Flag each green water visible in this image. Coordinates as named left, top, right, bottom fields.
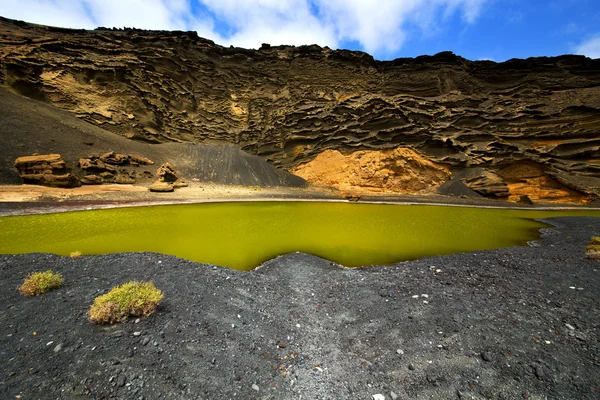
left=0, top=202, right=599, bottom=270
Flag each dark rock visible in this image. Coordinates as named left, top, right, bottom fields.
left=481, top=351, right=494, bottom=362
left=459, top=168, right=509, bottom=197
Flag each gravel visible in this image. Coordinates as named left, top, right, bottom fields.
left=0, top=216, right=598, bottom=399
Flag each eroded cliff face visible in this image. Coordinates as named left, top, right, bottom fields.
left=1, top=17, right=599, bottom=201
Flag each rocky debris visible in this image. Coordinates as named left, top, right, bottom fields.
left=77, top=153, right=155, bottom=185
left=80, top=174, right=103, bottom=185
left=13, top=154, right=81, bottom=188
left=128, top=153, right=154, bottom=166
left=114, top=173, right=136, bottom=185
left=459, top=168, right=509, bottom=197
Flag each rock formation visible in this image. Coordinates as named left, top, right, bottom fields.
left=1, top=17, right=599, bottom=201
left=13, top=154, right=80, bottom=187
left=292, top=148, right=450, bottom=193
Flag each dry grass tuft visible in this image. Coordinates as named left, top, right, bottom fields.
left=89, top=281, right=164, bottom=324
left=585, top=236, right=600, bottom=260
left=18, top=270, right=64, bottom=296
left=69, top=251, right=82, bottom=259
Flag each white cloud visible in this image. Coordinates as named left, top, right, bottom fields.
left=574, top=35, right=600, bottom=59
left=0, top=0, right=488, bottom=57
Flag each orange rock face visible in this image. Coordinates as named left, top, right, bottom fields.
left=498, top=162, right=591, bottom=204
left=292, top=148, right=450, bottom=193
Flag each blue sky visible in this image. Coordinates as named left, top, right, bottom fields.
left=1, top=0, right=599, bottom=61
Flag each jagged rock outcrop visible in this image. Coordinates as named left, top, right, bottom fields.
left=292, top=148, right=450, bottom=193
left=1, top=17, right=599, bottom=200
left=459, top=168, right=510, bottom=198
left=150, top=162, right=181, bottom=192
left=14, top=154, right=80, bottom=187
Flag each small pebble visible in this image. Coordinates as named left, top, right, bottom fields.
left=372, top=395, right=385, bottom=400
left=141, top=337, right=150, bottom=346
left=396, top=349, right=404, bottom=356
left=252, top=384, right=259, bottom=391
left=565, top=323, right=575, bottom=331
left=117, top=376, right=126, bottom=387
left=481, top=351, right=493, bottom=362
left=408, top=364, right=415, bottom=370
left=133, top=331, right=141, bottom=337
left=53, top=343, right=63, bottom=353
left=390, top=392, right=399, bottom=400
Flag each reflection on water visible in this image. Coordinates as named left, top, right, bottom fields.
left=1, top=202, right=599, bottom=270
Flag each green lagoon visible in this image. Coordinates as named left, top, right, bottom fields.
left=0, top=202, right=599, bottom=270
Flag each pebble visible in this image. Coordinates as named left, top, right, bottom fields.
left=141, top=337, right=150, bottom=346
left=534, top=365, right=544, bottom=379
left=53, top=343, right=63, bottom=353
left=117, top=376, right=126, bottom=387
left=408, top=364, right=415, bottom=370
left=396, top=349, right=404, bottom=357
left=372, top=395, right=385, bottom=400
left=565, top=323, right=575, bottom=331
left=133, top=331, right=141, bottom=337
left=278, top=341, right=287, bottom=348
left=390, top=391, right=399, bottom=400
left=251, top=384, right=259, bottom=391
left=481, top=351, right=493, bottom=362
left=421, top=294, right=429, bottom=298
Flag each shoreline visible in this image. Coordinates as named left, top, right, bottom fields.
left=1, top=183, right=599, bottom=216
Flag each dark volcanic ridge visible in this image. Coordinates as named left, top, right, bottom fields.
left=0, top=216, right=599, bottom=399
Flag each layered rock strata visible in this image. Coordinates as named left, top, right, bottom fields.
left=1, top=17, right=599, bottom=199
left=13, top=154, right=80, bottom=187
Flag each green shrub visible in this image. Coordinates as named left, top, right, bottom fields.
left=18, top=270, right=64, bottom=296
left=89, top=281, right=164, bottom=324
left=586, top=236, right=600, bottom=260
left=69, top=251, right=82, bottom=259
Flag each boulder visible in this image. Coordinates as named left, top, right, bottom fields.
left=149, top=180, right=174, bottom=192
left=459, top=168, right=509, bottom=197
left=14, top=154, right=81, bottom=188
left=157, top=162, right=178, bottom=183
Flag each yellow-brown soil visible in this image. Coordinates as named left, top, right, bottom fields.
left=292, top=148, right=450, bottom=194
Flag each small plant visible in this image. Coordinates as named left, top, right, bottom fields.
left=69, top=251, right=82, bottom=259
left=18, top=270, right=64, bottom=296
left=89, top=281, right=164, bottom=324
left=586, top=236, right=600, bottom=260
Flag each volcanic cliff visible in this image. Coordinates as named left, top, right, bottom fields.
left=1, top=17, right=599, bottom=202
